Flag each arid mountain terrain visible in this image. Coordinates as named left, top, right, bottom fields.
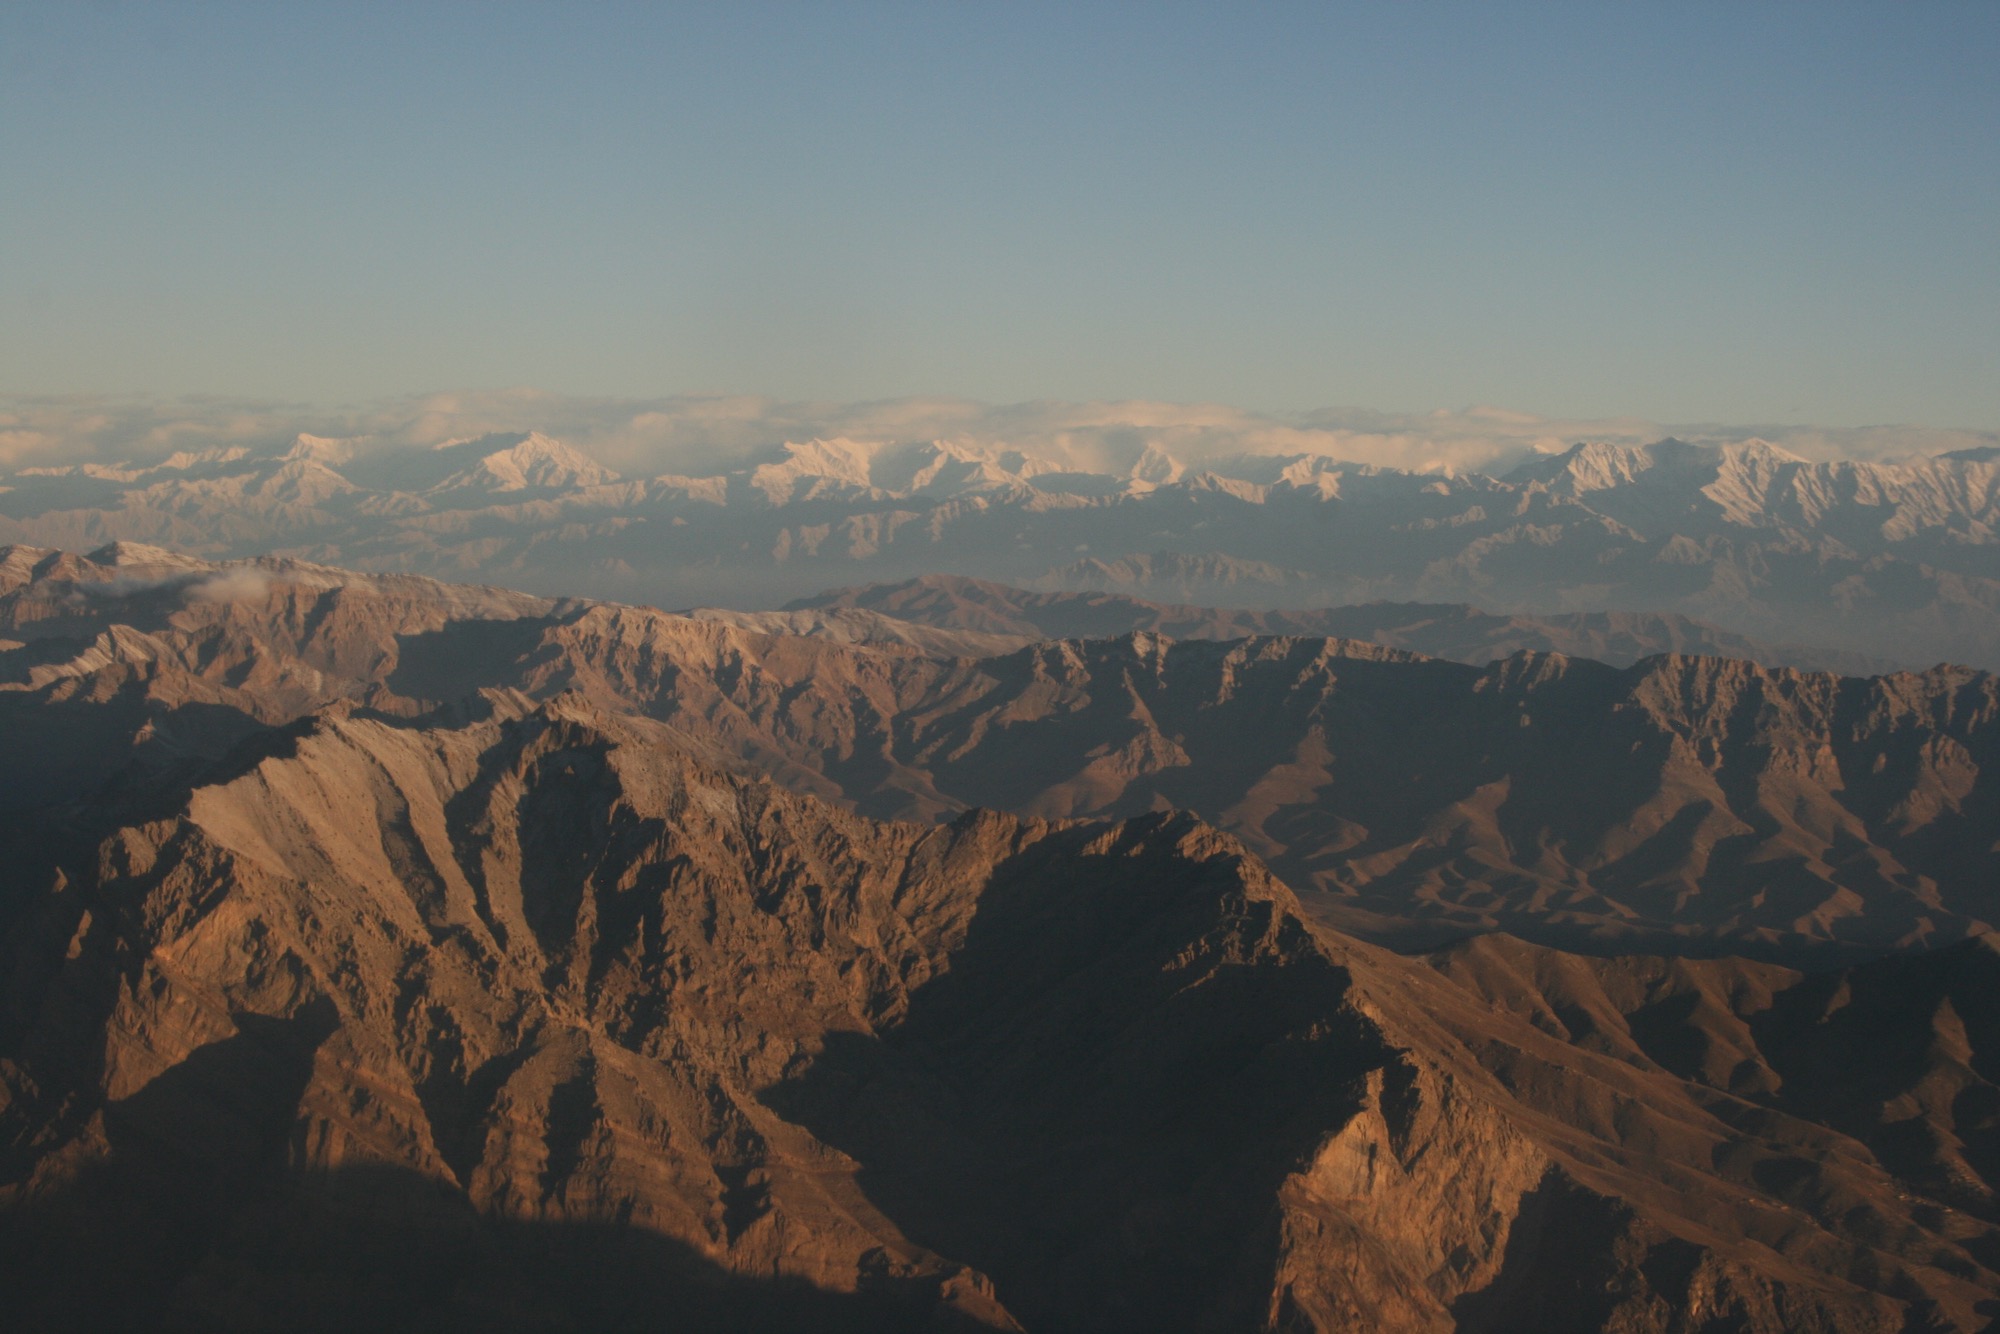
left=4, top=693, right=2000, bottom=1331
left=749, top=574, right=1897, bottom=675
left=3, top=543, right=1999, bottom=1330
left=1, top=544, right=1994, bottom=963
left=2, top=430, right=1997, bottom=666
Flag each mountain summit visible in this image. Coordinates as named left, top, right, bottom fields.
left=429, top=431, right=621, bottom=494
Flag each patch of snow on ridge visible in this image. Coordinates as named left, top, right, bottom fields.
left=84, top=541, right=212, bottom=571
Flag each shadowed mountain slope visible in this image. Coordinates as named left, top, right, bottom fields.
left=528, top=611, right=2000, bottom=961
left=3, top=546, right=1996, bottom=964
left=3, top=698, right=1999, bottom=1329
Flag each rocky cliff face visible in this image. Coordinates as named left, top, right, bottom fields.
left=3, top=696, right=1998, bottom=1331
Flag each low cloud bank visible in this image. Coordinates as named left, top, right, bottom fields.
left=3, top=389, right=1993, bottom=478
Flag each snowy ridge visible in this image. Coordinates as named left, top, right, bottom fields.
left=1, top=429, right=1999, bottom=665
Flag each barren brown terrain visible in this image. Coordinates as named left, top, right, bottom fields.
left=2, top=544, right=1998, bottom=1330
left=4, top=697, right=2000, bottom=1330
left=8, top=544, right=1990, bottom=961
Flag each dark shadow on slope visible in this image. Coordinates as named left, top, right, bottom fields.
left=0, top=685, right=262, bottom=815
left=1447, top=1173, right=1640, bottom=1334
left=0, top=1010, right=998, bottom=1334
left=387, top=616, right=558, bottom=706
left=0, top=635, right=101, bottom=683
left=1, top=1003, right=338, bottom=1331
left=1746, top=937, right=2000, bottom=1221
left=766, top=814, right=1392, bottom=1333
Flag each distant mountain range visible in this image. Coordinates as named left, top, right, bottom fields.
left=3, top=431, right=1998, bottom=667
left=3, top=544, right=1999, bottom=1329
left=713, top=574, right=1898, bottom=675
left=4, top=544, right=1991, bottom=964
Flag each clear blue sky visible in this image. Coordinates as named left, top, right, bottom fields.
left=2, top=2, right=1995, bottom=427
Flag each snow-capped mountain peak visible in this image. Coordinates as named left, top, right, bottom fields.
left=1127, top=443, right=1186, bottom=487
left=429, top=431, right=619, bottom=494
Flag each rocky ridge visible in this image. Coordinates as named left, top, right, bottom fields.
left=2, top=545, right=1995, bottom=963
left=774, top=574, right=1897, bottom=674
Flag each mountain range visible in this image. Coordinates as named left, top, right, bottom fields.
left=708, top=574, right=1898, bottom=675
left=2, top=544, right=1999, bottom=1329
left=3, top=431, right=1998, bottom=667
left=3, top=545, right=1993, bottom=964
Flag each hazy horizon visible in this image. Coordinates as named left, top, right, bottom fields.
left=5, top=389, right=1998, bottom=481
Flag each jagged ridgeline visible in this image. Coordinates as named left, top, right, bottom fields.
left=1, top=546, right=1998, bottom=1330
left=1, top=431, right=1998, bottom=667
left=3, top=545, right=1993, bottom=962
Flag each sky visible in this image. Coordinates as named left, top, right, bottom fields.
left=2, top=2, right=1997, bottom=430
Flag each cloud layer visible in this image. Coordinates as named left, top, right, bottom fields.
left=3, top=390, right=1993, bottom=479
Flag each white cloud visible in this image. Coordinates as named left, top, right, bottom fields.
left=187, top=568, right=278, bottom=603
